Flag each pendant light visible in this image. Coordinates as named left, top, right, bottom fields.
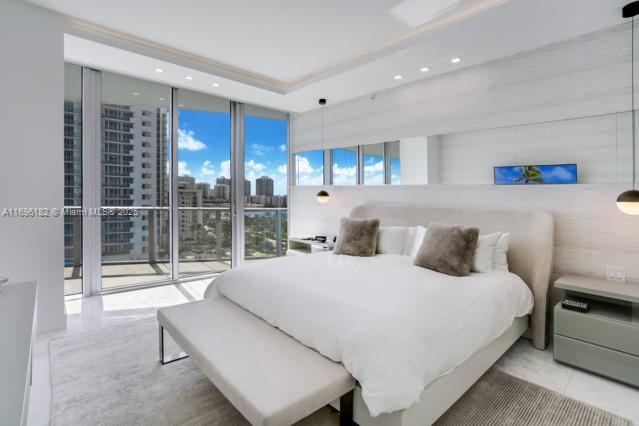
left=316, top=98, right=330, bottom=203
left=618, top=1, right=639, bottom=214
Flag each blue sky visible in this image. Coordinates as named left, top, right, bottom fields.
left=177, top=109, right=288, bottom=195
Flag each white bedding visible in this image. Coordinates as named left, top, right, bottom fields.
left=213, top=252, right=533, bottom=417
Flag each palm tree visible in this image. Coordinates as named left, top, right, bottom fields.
left=514, top=166, right=544, bottom=184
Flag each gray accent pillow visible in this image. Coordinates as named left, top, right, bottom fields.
left=334, top=218, right=380, bottom=257
left=413, top=222, right=479, bottom=277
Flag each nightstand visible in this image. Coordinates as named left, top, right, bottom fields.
left=553, top=274, right=639, bottom=387
left=287, top=238, right=333, bottom=255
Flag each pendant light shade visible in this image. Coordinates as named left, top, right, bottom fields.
left=619, top=2, right=639, bottom=214
left=316, top=190, right=330, bottom=203
left=617, top=189, right=639, bottom=214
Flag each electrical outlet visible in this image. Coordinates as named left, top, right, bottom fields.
left=605, top=266, right=626, bottom=282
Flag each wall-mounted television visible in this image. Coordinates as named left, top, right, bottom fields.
left=494, top=163, right=578, bottom=185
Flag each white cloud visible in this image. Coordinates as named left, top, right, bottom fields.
left=294, top=155, right=323, bottom=185
left=178, top=128, right=206, bottom=151
left=199, top=160, right=215, bottom=176
left=364, top=161, right=384, bottom=173
left=178, top=161, right=191, bottom=176
left=295, top=156, right=315, bottom=174
left=245, top=160, right=266, bottom=181
left=279, top=144, right=287, bottom=152
left=219, top=160, right=230, bottom=178
left=277, top=164, right=288, bottom=174
left=545, top=165, right=573, bottom=181
left=364, top=161, right=384, bottom=184
left=333, top=163, right=357, bottom=185
left=297, top=172, right=323, bottom=185
left=250, top=143, right=274, bottom=156
left=196, top=160, right=216, bottom=183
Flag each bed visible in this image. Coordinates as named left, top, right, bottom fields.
left=175, top=203, right=554, bottom=425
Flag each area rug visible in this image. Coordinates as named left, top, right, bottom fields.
left=50, top=318, right=631, bottom=426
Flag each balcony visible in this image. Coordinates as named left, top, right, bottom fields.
left=64, top=207, right=287, bottom=295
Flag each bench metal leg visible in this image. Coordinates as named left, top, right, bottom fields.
left=159, top=325, right=189, bottom=365
left=339, top=389, right=354, bottom=426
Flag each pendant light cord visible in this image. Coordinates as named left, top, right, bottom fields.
left=633, top=16, right=637, bottom=189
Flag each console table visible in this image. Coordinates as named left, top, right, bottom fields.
left=553, top=274, right=639, bottom=387
left=0, top=281, right=37, bottom=425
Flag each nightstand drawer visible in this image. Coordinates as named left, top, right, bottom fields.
left=554, top=335, right=639, bottom=387
left=554, top=304, right=639, bottom=356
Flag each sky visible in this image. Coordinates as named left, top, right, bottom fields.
left=295, top=148, right=401, bottom=185
left=177, top=109, right=288, bottom=195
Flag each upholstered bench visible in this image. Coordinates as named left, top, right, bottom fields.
left=157, top=295, right=356, bottom=426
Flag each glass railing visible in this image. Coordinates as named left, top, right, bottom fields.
left=63, top=207, right=288, bottom=295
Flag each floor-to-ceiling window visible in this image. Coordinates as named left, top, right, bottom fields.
left=63, top=65, right=288, bottom=295
left=63, top=63, right=83, bottom=296
left=176, top=90, right=232, bottom=277
left=243, top=105, right=289, bottom=260
left=100, top=72, right=171, bottom=290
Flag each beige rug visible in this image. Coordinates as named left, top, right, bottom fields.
left=50, top=318, right=631, bottom=426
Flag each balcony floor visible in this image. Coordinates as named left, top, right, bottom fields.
left=64, top=261, right=230, bottom=295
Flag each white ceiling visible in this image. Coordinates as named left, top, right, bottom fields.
left=29, top=0, right=628, bottom=112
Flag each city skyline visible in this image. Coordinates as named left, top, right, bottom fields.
left=178, top=109, right=288, bottom=196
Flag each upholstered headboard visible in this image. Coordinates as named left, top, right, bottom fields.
left=349, top=202, right=554, bottom=349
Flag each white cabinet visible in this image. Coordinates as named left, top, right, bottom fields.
left=0, top=281, right=37, bottom=426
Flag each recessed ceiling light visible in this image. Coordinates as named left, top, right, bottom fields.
left=158, top=97, right=165, bottom=101
left=420, top=67, right=430, bottom=72
left=155, top=68, right=163, bottom=73
left=185, top=76, right=193, bottom=80
left=133, top=92, right=140, bottom=96
left=394, top=75, right=403, bottom=80
left=451, top=57, right=462, bottom=64
left=178, top=104, right=185, bottom=108
left=212, top=83, right=220, bottom=87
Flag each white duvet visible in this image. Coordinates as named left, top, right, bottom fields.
left=212, top=252, right=533, bottom=417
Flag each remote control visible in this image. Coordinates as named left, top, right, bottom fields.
left=561, top=298, right=589, bottom=313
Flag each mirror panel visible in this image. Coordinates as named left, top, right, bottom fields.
left=296, top=111, right=634, bottom=186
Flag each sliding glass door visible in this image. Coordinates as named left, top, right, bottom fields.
left=243, top=105, right=289, bottom=260
left=100, top=72, right=171, bottom=290
left=176, top=90, right=232, bottom=277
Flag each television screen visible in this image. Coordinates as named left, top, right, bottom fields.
left=494, top=163, right=577, bottom=185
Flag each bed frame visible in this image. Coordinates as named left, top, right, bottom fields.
left=338, top=203, right=554, bottom=426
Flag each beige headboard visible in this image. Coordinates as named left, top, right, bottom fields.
left=349, top=202, right=554, bottom=349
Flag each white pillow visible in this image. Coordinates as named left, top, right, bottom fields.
left=472, top=232, right=502, bottom=273
left=407, top=226, right=428, bottom=258
left=493, top=232, right=510, bottom=271
left=377, top=226, right=409, bottom=255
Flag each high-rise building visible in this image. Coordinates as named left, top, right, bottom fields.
left=213, top=184, right=230, bottom=200
left=244, top=179, right=251, bottom=197
left=216, top=176, right=231, bottom=187
left=100, top=104, right=168, bottom=261
left=256, top=176, right=274, bottom=197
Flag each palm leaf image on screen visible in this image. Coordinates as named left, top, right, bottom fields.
left=494, top=164, right=577, bottom=185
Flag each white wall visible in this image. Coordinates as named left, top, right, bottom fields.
left=0, top=0, right=65, bottom=332
left=437, top=113, right=633, bottom=184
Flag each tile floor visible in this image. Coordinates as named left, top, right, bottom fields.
left=28, top=280, right=639, bottom=425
